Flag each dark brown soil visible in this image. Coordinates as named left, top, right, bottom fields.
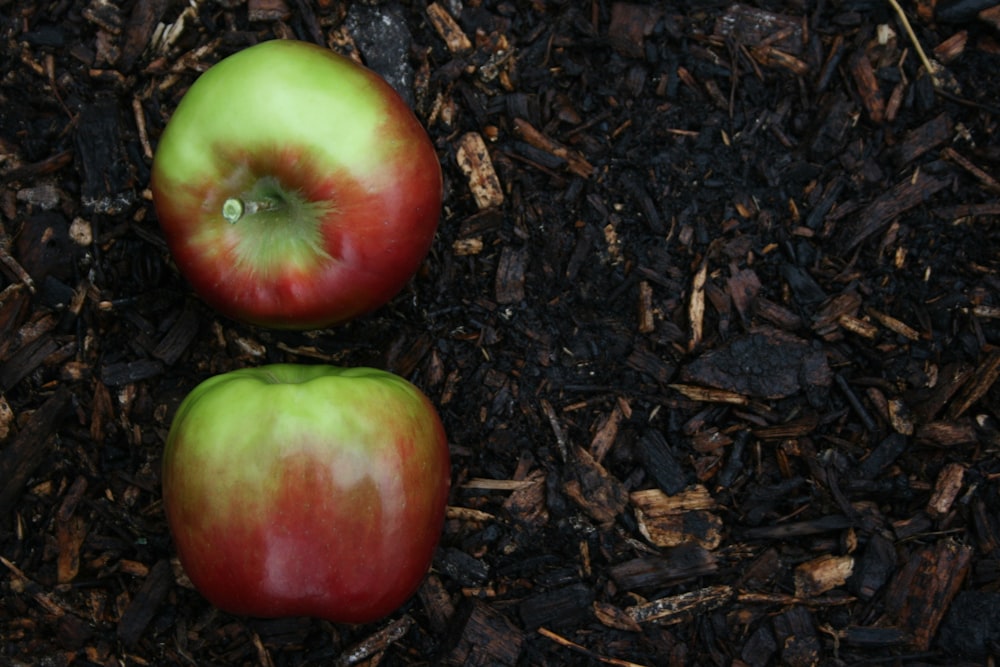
left=3, top=1, right=1000, bottom=665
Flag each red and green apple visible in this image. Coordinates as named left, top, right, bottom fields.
left=161, top=364, right=451, bottom=623
left=150, top=39, right=442, bottom=329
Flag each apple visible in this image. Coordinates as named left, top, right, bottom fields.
left=161, top=364, right=451, bottom=623
left=150, top=40, right=442, bottom=329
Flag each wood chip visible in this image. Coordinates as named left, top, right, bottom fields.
left=981, top=5, right=1000, bottom=30
left=74, top=98, right=137, bottom=214
left=0, top=335, right=60, bottom=391
left=850, top=532, right=896, bottom=600
left=879, top=540, right=972, bottom=650
left=669, top=384, right=749, bottom=405
left=100, top=358, right=165, bottom=386
left=452, top=237, right=483, bottom=256
left=512, top=118, right=593, bottom=178
left=592, top=601, right=643, bottom=633
left=773, top=605, right=820, bottom=667
left=117, top=559, right=173, bottom=648
left=727, top=268, right=761, bottom=326
left=947, top=348, right=1000, bottom=418
left=610, top=546, right=719, bottom=591
left=794, top=555, right=854, bottom=597
left=927, top=462, right=965, bottom=518
left=455, top=132, right=504, bottom=209
left=893, top=113, right=953, bottom=164
left=631, top=486, right=723, bottom=550
left=247, top=0, right=290, bottom=23
left=151, top=301, right=199, bottom=364
left=914, top=362, right=974, bottom=421
left=752, top=46, right=809, bottom=75
left=636, top=429, right=687, bottom=495
left=637, top=280, right=655, bottom=334
left=589, top=398, right=628, bottom=462
left=426, top=3, right=472, bottom=53
left=838, top=313, right=879, bottom=339
left=887, top=397, right=915, bottom=435
left=333, top=615, right=414, bottom=667
left=608, top=2, right=665, bottom=58
left=494, top=246, right=527, bottom=304
left=562, top=447, right=629, bottom=527
left=714, top=3, right=804, bottom=53
left=942, top=146, right=1000, bottom=194
left=417, top=574, right=454, bottom=635
left=520, top=583, right=594, bottom=631
left=868, top=308, right=922, bottom=340
left=934, top=30, right=967, bottom=63
left=626, top=345, right=677, bottom=385
left=503, top=469, right=548, bottom=527
left=446, top=506, right=496, bottom=523
left=835, top=171, right=950, bottom=253
left=625, top=585, right=733, bottom=624
left=0, top=388, right=74, bottom=517
left=56, top=515, right=87, bottom=584
left=680, top=327, right=831, bottom=400
left=740, top=515, right=853, bottom=540
left=849, top=50, right=885, bottom=123
left=688, top=258, right=707, bottom=351
left=463, top=478, right=538, bottom=491
left=119, top=0, right=170, bottom=71
left=0, top=394, right=12, bottom=440
left=916, top=420, right=978, bottom=446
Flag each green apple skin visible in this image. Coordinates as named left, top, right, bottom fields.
left=150, top=40, right=442, bottom=329
left=161, top=364, right=451, bottom=623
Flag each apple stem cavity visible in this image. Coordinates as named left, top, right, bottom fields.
left=221, top=176, right=321, bottom=225
left=220, top=176, right=335, bottom=273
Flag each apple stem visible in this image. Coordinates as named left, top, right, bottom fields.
left=222, top=197, right=275, bottom=224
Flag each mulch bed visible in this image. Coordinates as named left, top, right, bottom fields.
left=3, top=1, right=1000, bottom=665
